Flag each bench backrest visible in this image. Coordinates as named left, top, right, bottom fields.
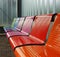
left=46, top=15, right=60, bottom=56
left=11, top=18, right=20, bottom=28
left=16, top=17, right=25, bottom=31
left=30, top=16, right=52, bottom=41
left=21, top=16, right=34, bottom=34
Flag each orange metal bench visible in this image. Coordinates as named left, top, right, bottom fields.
left=14, top=14, right=60, bottom=57
left=8, top=16, right=52, bottom=50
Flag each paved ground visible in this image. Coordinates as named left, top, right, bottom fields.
left=0, top=35, right=15, bottom=57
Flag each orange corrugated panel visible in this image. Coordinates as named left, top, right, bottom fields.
left=45, top=14, right=60, bottom=57
left=46, top=25, right=60, bottom=57
left=14, top=46, right=46, bottom=57
left=46, top=15, right=60, bottom=44
left=52, top=15, right=60, bottom=31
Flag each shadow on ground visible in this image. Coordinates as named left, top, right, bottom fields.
left=0, top=35, right=15, bottom=57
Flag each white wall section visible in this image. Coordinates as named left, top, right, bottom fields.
left=0, top=0, right=17, bottom=26
left=21, top=0, right=59, bottom=16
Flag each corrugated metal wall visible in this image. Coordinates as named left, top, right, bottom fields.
left=21, top=0, right=60, bottom=16
left=0, top=0, right=17, bottom=26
